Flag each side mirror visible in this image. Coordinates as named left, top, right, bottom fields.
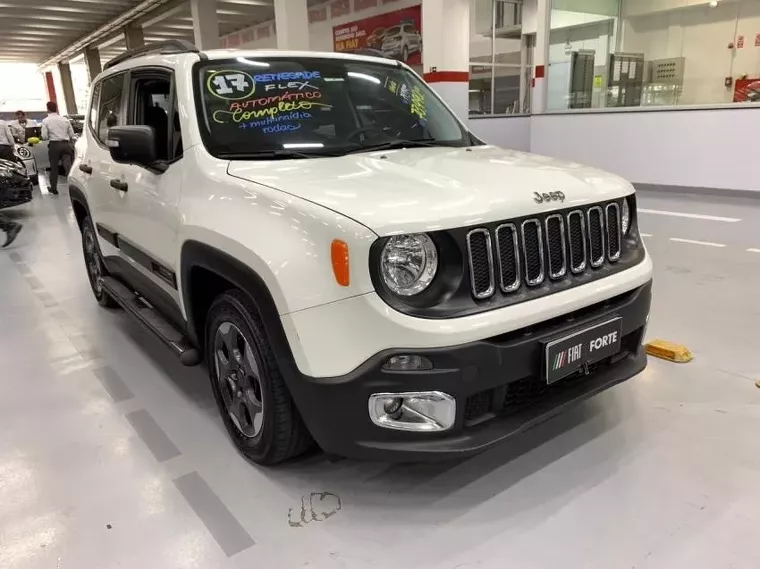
left=106, top=125, right=157, bottom=166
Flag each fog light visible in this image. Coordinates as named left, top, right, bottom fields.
left=383, top=355, right=433, bottom=371
left=368, top=391, right=456, bottom=432
left=382, top=397, right=403, bottom=418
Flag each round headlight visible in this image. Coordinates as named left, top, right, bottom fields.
left=380, top=233, right=438, bottom=296
left=621, top=198, right=631, bottom=235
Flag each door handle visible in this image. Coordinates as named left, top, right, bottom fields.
left=110, top=179, right=128, bottom=192
left=79, top=163, right=93, bottom=174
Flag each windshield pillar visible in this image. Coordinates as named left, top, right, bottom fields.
left=421, top=0, right=471, bottom=121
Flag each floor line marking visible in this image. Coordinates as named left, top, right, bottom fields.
left=640, top=233, right=653, bottom=237
left=669, top=238, right=727, bottom=248
left=174, top=472, right=255, bottom=556
left=638, top=209, right=741, bottom=223
left=126, top=409, right=181, bottom=463
left=747, top=248, right=760, bottom=253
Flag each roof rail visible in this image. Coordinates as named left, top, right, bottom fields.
left=104, top=40, right=201, bottom=70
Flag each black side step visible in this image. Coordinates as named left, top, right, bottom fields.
left=101, top=276, right=201, bottom=366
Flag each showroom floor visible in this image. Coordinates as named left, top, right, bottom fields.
left=1, top=183, right=759, bottom=569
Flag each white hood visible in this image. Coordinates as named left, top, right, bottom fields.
left=227, top=145, right=634, bottom=236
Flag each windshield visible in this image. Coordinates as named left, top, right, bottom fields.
left=385, top=26, right=401, bottom=36
left=195, top=57, right=470, bottom=159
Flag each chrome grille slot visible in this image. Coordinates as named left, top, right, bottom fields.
left=606, top=202, right=621, bottom=261
left=467, top=229, right=495, bottom=299
left=495, top=223, right=520, bottom=292
left=587, top=206, right=605, bottom=268
left=566, top=210, right=587, bottom=273
left=521, top=219, right=545, bottom=286
left=544, top=214, right=567, bottom=279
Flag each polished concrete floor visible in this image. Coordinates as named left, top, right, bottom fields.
left=1, top=183, right=760, bottom=569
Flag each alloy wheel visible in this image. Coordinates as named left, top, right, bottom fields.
left=214, top=321, right=265, bottom=438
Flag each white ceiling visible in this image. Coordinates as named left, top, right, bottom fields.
left=0, top=0, right=278, bottom=66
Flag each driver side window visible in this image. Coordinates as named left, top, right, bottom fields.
left=128, top=70, right=182, bottom=163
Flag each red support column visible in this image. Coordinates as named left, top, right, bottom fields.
left=44, top=71, right=57, bottom=104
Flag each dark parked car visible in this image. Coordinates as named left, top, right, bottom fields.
left=0, top=159, right=33, bottom=210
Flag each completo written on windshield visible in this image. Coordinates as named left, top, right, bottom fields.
left=205, top=68, right=333, bottom=134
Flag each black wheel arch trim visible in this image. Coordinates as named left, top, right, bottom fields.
left=68, top=184, right=91, bottom=230
left=180, top=240, right=301, bottom=381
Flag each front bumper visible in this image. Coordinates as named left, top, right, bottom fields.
left=288, top=281, right=651, bottom=461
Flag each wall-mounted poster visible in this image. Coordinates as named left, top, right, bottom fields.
left=332, top=4, right=422, bottom=65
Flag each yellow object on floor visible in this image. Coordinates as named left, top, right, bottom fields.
left=644, top=339, right=694, bottom=363
left=755, top=380, right=760, bottom=389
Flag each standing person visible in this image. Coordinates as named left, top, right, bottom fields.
left=0, top=118, right=24, bottom=246
left=41, top=101, right=75, bottom=196
left=0, top=117, right=16, bottom=162
left=9, top=110, right=36, bottom=143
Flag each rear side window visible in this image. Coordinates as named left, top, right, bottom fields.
left=88, top=82, right=101, bottom=134
left=96, top=73, right=125, bottom=144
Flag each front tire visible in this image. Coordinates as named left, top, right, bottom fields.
left=81, top=217, right=118, bottom=308
left=206, top=290, right=313, bottom=465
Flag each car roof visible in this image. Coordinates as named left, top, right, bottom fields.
left=97, top=48, right=399, bottom=82
left=202, top=49, right=399, bottom=67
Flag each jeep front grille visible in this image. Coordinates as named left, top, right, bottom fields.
left=465, top=200, right=625, bottom=301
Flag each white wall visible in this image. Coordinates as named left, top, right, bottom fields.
left=530, top=107, right=760, bottom=191
left=469, top=115, right=531, bottom=150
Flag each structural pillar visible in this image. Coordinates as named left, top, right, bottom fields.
left=190, top=0, right=220, bottom=50
left=274, top=0, right=309, bottom=51
left=532, top=0, right=551, bottom=113
left=421, top=0, right=470, bottom=120
left=44, top=71, right=57, bottom=104
left=124, top=24, right=145, bottom=50
left=84, top=46, right=102, bottom=82
left=58, top=62, right=78, bottom=115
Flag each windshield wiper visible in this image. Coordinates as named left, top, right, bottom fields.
left=216, top=149, right=340, bottom=160
left=344, top=138, right=445, bottom=155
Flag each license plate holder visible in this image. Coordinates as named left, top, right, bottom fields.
left=544, top=317, right=622, bottom=385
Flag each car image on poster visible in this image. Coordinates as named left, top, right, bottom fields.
left=332, top=5, right=422, bottom=65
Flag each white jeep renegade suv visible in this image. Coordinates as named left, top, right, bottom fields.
left=69, top=41, right=652, bottom=464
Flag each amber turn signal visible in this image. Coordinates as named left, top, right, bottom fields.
left=331, top=239, right=350, bottom=287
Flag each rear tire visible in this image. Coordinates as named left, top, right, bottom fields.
left=81, top=217, right=118, bottom=308
left=206, top=290, right=313, bottom=465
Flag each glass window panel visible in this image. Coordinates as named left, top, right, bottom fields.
left=470, top=0, right=496, bottom=66
left=493, top=65, right=523, bottom=114
left=548, top=0, right=760, bottom=110
left=469, top=65, right=493, bottom=115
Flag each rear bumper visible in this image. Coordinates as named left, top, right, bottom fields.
left=288, top=280, right=651, bottom=461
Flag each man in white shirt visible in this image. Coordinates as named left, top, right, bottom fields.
left=0, top=119, right=16, bottom=162
left=0, top=119, right=23, bottom=246
left=41, top=101, right=75, bottom=195
left=9, top=110, right=36, bottom=143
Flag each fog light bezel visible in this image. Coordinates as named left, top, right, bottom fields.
left=368, top=391, right=456, bottom=432
left=382, top=354, right=433, bottom=372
